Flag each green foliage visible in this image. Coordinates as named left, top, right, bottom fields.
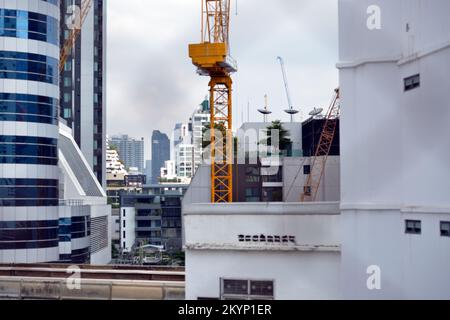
left=261, top=120, right=292, bottom=153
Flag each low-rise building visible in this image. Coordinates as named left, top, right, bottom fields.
left=120, top=185, right=188, bottom=254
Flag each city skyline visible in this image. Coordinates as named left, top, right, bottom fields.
left=106, top=0, right=339, bottom=160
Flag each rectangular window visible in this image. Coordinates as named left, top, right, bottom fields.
left=64, top=77, right=72, bottom=87
left=405, top=220, right=421, bottom=235
left=123, top=231, right=126, bottom=239
left=404, top=74, right=420, bottom=91
left=123, top=220, right=126, bottom=228
left=123, top=209, right=126, bottom=217
left=123, top=241, right=126, bottom=249
left=304, top=165, right=311, bottom=175
left=221, top=279, right=274, bottom=300
left=441, top=222, right=450, bottom=237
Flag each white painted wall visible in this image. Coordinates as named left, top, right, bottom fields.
left=338, top=0, right=450, bottom=299
left=184, top=202, right=341, bottom=300
left=187, top=251, right=340, bottom=300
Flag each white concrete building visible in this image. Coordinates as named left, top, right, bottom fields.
left=338, top=0, right=450, bottom=299
left=59, top=123, right=112, bottom=265
left=183, top=0, right=450, bottom=300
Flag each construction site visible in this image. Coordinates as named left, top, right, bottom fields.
left=0, top=0, right=449, bottom=302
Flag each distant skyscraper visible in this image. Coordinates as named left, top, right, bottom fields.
left=0, top=0, right=61, bottom=262
left=59, top=0, right=107, bottom=188
left=109, top=135, right=145, bottom=173
left=145, top=160, right=152, bottom=184
left=152, top=131, right=170, bottom=184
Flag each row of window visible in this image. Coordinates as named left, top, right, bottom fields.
left=0, top=100, right=57, bottom=116
left=0, top=239, right=58, bottom=250
left=0, top=179, right=58, bottom=187
left=0, top=10, right=58, bottom=45
left=0, top=135, right=57, bottom=145
left=0, top=144, right=57, bottom=157
left=0, top=114, right=58, bottom=124
left=0, top=220, right=58, bottom=229
left=0, top=156, right=58, bottom=165
left=0, top=186, right=58, bottom=199
left=0, top=227, right=58, bottom=241
left=405, top=220, right=450, bottom=237
left=0, top=93, right=57, bottom=105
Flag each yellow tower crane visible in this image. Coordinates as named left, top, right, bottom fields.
left=189, top=0, right=237, bottom=203
left=60, top=0, right=93, bottom=73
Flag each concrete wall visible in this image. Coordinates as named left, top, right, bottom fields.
left=283, top=156, right=340, bottom=202
left=338, top=0, right=450, bottom=299
left=183, top=202, right=341, bottom=300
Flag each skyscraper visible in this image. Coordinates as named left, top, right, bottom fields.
left=109, top=135, right=145, bottom=173
left=59, top=0, right=107, bottom=188
left=151, top=131, right=170, bottom=184
left=0, top=0, right=61, bottom=262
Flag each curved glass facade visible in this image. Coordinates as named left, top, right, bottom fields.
left=0, top=9, right=58, bottom=45
left=0, top=0, right=60, bottom=262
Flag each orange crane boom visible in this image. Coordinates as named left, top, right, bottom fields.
left=301, top=88, right=340, bottom=202
left=189, top=0, right=237, bottom=203
left=60, top=0, right=93, bottom=73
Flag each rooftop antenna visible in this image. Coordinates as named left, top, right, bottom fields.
left=277, top=56, right=300, bottom=122
left=258, top=94, right=272, bottom=123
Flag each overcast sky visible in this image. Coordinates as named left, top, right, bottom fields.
left=107, top=0, right=339, bottom=160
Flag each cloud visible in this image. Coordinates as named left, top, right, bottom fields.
left=107, top=0, right=339, bottom=159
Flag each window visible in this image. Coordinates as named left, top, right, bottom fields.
left=123, top=231, right=126, bottom=239
left=404, top=74, right=420, bottom=91
left=303, top=186, right=312, bottom=196
left=221, top=279, right=274, bottom=300
left=441, top=222, right=450, bottom=237
left=304, top=165, right=311, bottom=175
left=123, top=209, right=126, bottom=217
left=123, top=220, right=126, bottom=228
left=405, top=220, right=421, bottom=235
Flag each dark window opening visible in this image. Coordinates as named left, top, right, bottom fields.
left=441, top=222, right=450, bottom=237
left=404, top=74, right=420, bottom=91
left=405, top=220, right=421, bottom=235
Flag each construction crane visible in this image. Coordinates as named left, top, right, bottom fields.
left=300, top=88, right=340, bottom=202
left=277, top=56, right=299, bottom=122
left=189, top=0, right=237, bottom=203
left=60, top=0, right=94, bottom=73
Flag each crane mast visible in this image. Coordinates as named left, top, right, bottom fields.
left=301, top=88, right=340, bottom=202
left=189, top=0, right=237, bottom=203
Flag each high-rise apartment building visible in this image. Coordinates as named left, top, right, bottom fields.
left=109, top=135, right=145, bottom=173
left=59, top=0, right=106, bottom=187
left=0, top=0, right=61, bottom=262
left=151, top=130, right=170, bottom=184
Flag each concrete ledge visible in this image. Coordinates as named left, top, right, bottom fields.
left=183, top=202, right=340, bottom=216
left=185, top=243, right=341, bottom=252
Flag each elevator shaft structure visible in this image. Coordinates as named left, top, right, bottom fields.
left=189, top=0, right=237, bottom=203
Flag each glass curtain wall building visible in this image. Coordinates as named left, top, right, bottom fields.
left=0, top=0, right=61, bottom=262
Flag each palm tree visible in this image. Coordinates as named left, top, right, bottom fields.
left=262, top=120, right=292, bottom=155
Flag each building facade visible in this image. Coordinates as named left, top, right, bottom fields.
left=59, top=0, right=107, bottom=187
left=151, top=130, right=170, bottom=184
left=338, top=0, right=450, bottom=299
left=109, top=135, right=145, bottom=173
left=120, top=185, right=187, bottom=254
left=0, top=0, right=61, bottom=263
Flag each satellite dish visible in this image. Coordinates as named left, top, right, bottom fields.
left=258, top=109, right=272, bottom=115
left=284, top=109, right=299, bottom=115
left=309, top=108, right=323, bottom=117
